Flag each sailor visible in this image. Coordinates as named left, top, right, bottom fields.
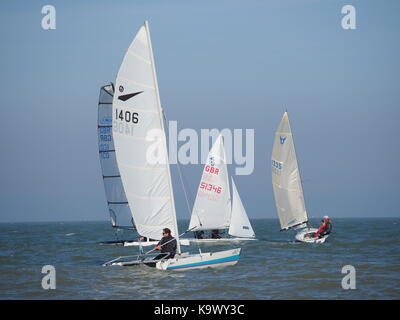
left=211, top=229, right=224, bottom=239
left=139, top=236, right=156, bottom=242
left=194, top=230, right=204, bottom=239
left=153, top=228, right=177, bottom=260
left=315, top=216, right=332, bottom=238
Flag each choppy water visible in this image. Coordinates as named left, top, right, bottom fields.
left=0, top=218, right=399, bottom=299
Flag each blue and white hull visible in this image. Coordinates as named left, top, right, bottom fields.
left=156, top=248, right=241, bottom=271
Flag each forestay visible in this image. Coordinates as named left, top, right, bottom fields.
left=271, top=112, right=308, bottom=230
left=189, top=135, right=231, bottom=231
left=112, top=24, right=179, bottom=242
left=98, top=84, right=132, bottom=229
left=228, top=178, right=255, bottom=238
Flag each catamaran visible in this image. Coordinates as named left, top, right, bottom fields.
left=271, top=112, right=328, bottom=243
left=102, top=21, right=241, bottom=270
left=187, top=134, right=256, bottom=244
left=97, top=84, right=189, bottom=247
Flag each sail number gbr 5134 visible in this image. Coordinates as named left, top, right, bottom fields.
left=115, top=108, right=139, bottom=124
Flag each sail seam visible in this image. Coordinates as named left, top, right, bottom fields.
left=117, top=76, right=156, bottom=90
left=111, top=104, right=159, bottom=114
left=118, top=162, right=167, bottom=170
left=126, top=49, right=151, bottom=64
left=124, top=191, right=170, bottom=200
left=112, top=131, right=161, bottom=142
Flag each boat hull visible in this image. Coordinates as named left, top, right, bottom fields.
left=156, top=248, right=241, bottom=271
left=187, top=237, right=256, bottom=244
left=295, top=228, right=329, bottom=243
left=123, top=239, right=190, bottom=247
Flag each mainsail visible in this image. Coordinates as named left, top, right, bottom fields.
left=98, top=84, right=133, bottom=229
left=271, top=112, right=308, bottom=230
left=228, top=178, right=255, bottom=238
left=112, top=22, right=180, bottom=244
left=189, top=135, right=231, bottom=231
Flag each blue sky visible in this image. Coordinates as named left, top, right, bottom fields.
left=0, top=0, right=399, bottom=222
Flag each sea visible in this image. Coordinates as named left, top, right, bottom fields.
left=0, top=218, right=399, bottom=300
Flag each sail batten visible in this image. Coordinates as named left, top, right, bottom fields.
left=271, top=112, right=308, bottom=230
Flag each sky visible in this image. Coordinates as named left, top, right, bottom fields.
left=0, top=0, right=399, bottom=222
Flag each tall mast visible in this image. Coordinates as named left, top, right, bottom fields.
left=144, top=21, right=181, bottom=254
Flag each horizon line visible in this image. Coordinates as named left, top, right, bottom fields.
left=0, top=216, right=398, bottom=224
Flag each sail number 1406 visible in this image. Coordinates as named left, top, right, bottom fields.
left=115, top=108, right=139, bottom=124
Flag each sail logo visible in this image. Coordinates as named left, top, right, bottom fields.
left=209, top=156, right=215, bottom=166
left=118, top=91, right=143, bottom=102
left=280, top=136, right=286, bottom=145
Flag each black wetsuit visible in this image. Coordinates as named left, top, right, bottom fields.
left=154, top=235, right=177, bottom=260
left=195, top=231, right=204, bottom=239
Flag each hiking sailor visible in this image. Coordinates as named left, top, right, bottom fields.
left=315, top=216, right=332, bottom=238
left=153, top=228, right=177, bottom=260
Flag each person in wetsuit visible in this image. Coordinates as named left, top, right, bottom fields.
left=211, top=229, right=224, bottom=239
left=153, top=228, right=177, bottom=260
left=315, top=216, right=332, bottom=238
left=194, top=231, right=204, bottom=239
left=139, top=236, right=156, bottom=242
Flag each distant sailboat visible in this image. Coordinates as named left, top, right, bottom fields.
left=103, top=21, right=241, bottom=270
left=188, top=135, right=256, bottom=243
left=271, top=112, right=328, bottom=243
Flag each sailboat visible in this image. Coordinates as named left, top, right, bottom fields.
left=271, top=112, right=329, bottom=243
left=102, top=21, right=241, bottom=270
left=97, top=84, right=189, bottom=247
left=187, top=135, right=256, bottom=243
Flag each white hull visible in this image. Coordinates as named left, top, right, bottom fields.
left=187, top=237, right=257, bottom=244
left=295, top=228, right=329, bottom=244
left=123, top=239, right=190, bottom=247
left=156, top=248, right=241, bottom=271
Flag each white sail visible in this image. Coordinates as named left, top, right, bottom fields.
left=228, top=178, right=255, bottom=238
left=112, top=22, right=179, bottom=243
left=189, top=135, right=231, bottom=231
left=98, top=84, right=132, bottom=229
left=271, top=112, right=308, bottom=230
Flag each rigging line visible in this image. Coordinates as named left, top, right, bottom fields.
left=162, top=109, right=199, bottom=224
left=112, top=225, right=135, bottom=230
left=161, top=110, right=203, bottom=253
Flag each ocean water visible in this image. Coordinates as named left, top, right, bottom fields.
left=0, top=218, right=399, bottom=300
